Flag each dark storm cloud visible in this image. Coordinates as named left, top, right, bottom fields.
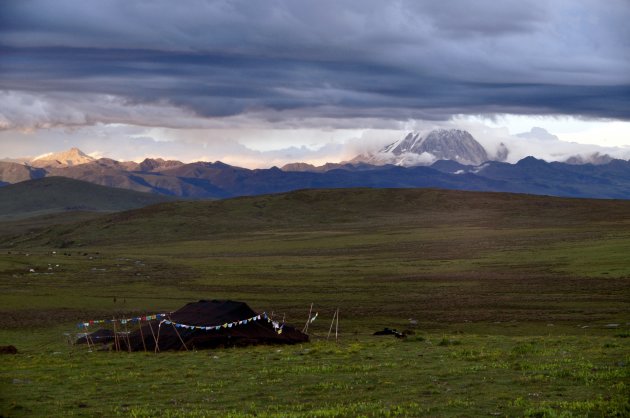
left=1, top=0, right=629, bottom=128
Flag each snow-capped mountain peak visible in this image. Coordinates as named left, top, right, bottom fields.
left=30, top=147, right=95, bottom=168
left=353, top=129, right=496, bottom=167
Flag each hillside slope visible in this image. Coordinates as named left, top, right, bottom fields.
left=8, top=187, right=630, bottom=248
left=0, top=161, right=46, bottom=183
left=0, top=176, right=176, bottom=219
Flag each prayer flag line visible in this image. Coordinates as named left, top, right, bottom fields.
left=160, top=312, right=269, bottom=331
left=77, top=313, right=171, bottom=328
left=79, top=311, right=286, bottom=335
left=158, top=312, right=285, bottom=334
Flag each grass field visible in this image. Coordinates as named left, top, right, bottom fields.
left=1, top=188, right=629, bottom=416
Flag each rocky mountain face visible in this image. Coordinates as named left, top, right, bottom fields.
left=353, top=129, right=506, bottom=167
left=29, top=147, right=95, bottom=168
left=389, top=129, right=489, bottom=165
left=281, top=162, right=320, bottom=172
left=137, top=158, right=185, bottom=172
left=565, top=152, right=614, bottom=165
left=0, top=162, right=46, bottom=183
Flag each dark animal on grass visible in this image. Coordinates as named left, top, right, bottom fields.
left=0, top=345, right=18, bottom=354
left=373, top=328, right=406, bottom=338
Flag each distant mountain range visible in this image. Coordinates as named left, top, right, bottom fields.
left=1, top=129, right=629, bottom=199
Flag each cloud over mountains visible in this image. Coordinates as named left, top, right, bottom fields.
left=1, top=0, right=629, bottom=131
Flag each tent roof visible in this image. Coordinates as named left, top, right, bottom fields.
left=169, top=299, right=258, bottom=326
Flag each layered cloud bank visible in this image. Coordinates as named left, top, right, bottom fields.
left=1, top=1, right=629, bottom=163
left=1, top=0, right=629, bottom=129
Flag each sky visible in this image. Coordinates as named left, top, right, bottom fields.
left=1, top=0, right=629, bottom=167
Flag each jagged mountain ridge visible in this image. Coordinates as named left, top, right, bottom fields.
left=2, top=141, right=630, bottom=199
left=2, top=154, right=630, bottom=199
left=565, top=153, right=614, bottom=165
left=352, top=129, right=508, bottom=167
left=137, top=158, right=185, bottom=172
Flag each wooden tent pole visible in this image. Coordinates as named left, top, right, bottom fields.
left=303, top=303, right=313, bottom=333
left=172, top=323, right=189, bottom=351
left=155, top=322, right=162, bottom=354
left=83, top=329, right=93, bottom=351
left=112, top=317, right=120, bottom=352
left=148, top=321, right=159, bottom=353
left=169, top=316, right=189, bottom=351
left=80, top=326, right=92, bottom=351
left=327, top=309, right=337, bottom=340
left=138, top=321, right=147, bottom=353
left=335, top=308, right=339, bottom=342
left=87, top=331, right=96, bottom=351
left=123, top=322, right=131, bottom=353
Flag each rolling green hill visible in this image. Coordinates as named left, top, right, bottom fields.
left=10, top=187, right=630, bottom=248
left=0, top=176, right=177, bottom=220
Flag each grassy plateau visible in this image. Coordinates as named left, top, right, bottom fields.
left=0, top=188, right=628, bottom=417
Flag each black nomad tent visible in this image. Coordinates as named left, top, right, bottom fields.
left=113, top=300, right=308, bottom=351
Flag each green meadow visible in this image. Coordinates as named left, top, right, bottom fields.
left=1, top=188, right=629, bottom=417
